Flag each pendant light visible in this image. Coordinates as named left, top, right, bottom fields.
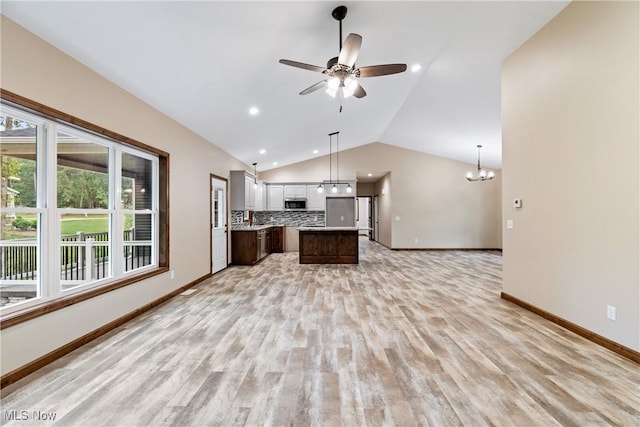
left=329, top=131, right=339, bottom=193
left=335, top=131, right=352, bottom=193
left=325, top=131, right=353, bottom=193
left=466, top=145, right=495, bottom=182
left=252, top=162, right=258, bottom=189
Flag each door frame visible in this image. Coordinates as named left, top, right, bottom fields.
left=372, top=194, right=379, bottom=242
left=356, top=196, right=373, bottom=240
left=210, top=174, right=229, bottom=274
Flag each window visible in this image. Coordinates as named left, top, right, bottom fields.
left=121, top=151, right=156, bottom=273
left=0, top=92, right=169, bottom=322
left=0, top=113, right=41, bottom=307
left=58, top=129, right=112, bottom=290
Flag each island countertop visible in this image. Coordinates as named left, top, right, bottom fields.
left=231, top=224, right=284, bottom=231
left=297, top=226, right=358, bottom=232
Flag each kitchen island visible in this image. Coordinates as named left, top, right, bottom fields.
left=298, top=227, right=359, bottom=264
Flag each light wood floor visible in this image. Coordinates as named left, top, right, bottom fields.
left=2, top=238, right=639, bottom=426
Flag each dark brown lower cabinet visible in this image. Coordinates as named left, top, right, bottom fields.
left=270, top=226, right=284, bottom=253
left=231, top=229, right=259, bottom=265
left=298, top=229, right=358, bottom=264
left=265, top=228, right=272, bottom=254
left=232, top=226, right=284, bottom=265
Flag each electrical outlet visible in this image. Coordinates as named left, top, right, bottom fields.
left=170, top=270, right=175, bottom=280
left=607, top=305, right=616, bottom=321
left=414, top=237, right=418, bottom=243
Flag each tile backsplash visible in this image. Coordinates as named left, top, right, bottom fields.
left=231, top=210, right=245, bottom=224
left=231, top=210, right=324, bottom=227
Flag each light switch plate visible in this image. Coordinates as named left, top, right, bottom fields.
left=506, top=219, right=514, bottom=230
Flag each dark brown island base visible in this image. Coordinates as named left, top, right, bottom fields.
left=298, top=227, right=359, bottom=264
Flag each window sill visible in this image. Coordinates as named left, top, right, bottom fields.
left=0, top=266, right=169, bottom=329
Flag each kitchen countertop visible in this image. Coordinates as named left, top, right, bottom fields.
left=297, top=226, right=358, bottom=232
left=231, top=224, right=282, bottom=231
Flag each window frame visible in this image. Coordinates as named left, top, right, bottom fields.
left=0, top=89, right=169, bottom=329
left=0, top=108, right=46, bottom=306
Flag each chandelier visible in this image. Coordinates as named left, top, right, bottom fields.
left=466, top=145, right=495, bottom=182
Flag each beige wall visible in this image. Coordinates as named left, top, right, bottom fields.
left=259, top=142, right=502, bottom=249
left=356, top=182, right=374, bottom=197
left=502, top=1, right=639, bottom=350
left=0, top=16, right=249, bottom=375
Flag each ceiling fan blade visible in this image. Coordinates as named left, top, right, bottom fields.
left=279, top=59, right=327, bottom=74
left=357, top=63, right=407, bottom=78
left=299, top=80, right=328, bottom=95
left=353, top=83, right=367, bottom=99
left=338, top=33, right=362, bottom=68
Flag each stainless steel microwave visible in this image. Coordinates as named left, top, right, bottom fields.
left=284, top=198, right=307, bottom=211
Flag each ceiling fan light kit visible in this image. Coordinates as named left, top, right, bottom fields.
left=279, top=5, right=407, bottom=106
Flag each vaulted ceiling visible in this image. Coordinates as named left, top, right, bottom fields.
left=1, top=1, right=569, bottom=171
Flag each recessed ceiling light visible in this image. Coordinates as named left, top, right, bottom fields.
left=367, top=173, right=373, bottom=177
left=248, top=106, right=259, bottom=115
left=312, top=149, right=319, bottom=154
left=259, top=149, right=266, bottom=154
left=272, top=161, right=278, bottom=166
left=411, top=64, right=422, bottom=73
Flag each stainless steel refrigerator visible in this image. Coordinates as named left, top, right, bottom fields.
left=325, top=196, right=356, bottom=227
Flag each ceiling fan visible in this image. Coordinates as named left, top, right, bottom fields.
left=279, top=5, right=407, bottom=103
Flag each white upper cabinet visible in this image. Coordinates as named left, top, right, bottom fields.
left=245, top=175, right=255, bottom=209
left=230, top=170, right=256, bottom=211
left=254, top=180, right=267, bottom=211
left=264, top=182, right=329, bottom=211
left=306, top=185, right=325, bottom=210
left=267, top=185, right=284, bottom=211
left=284, top=185, right=307, bottom=199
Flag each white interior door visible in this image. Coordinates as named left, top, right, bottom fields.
left=356, top=197, right=371, bottom=236
left=212, top=177, right=227, bottom=273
